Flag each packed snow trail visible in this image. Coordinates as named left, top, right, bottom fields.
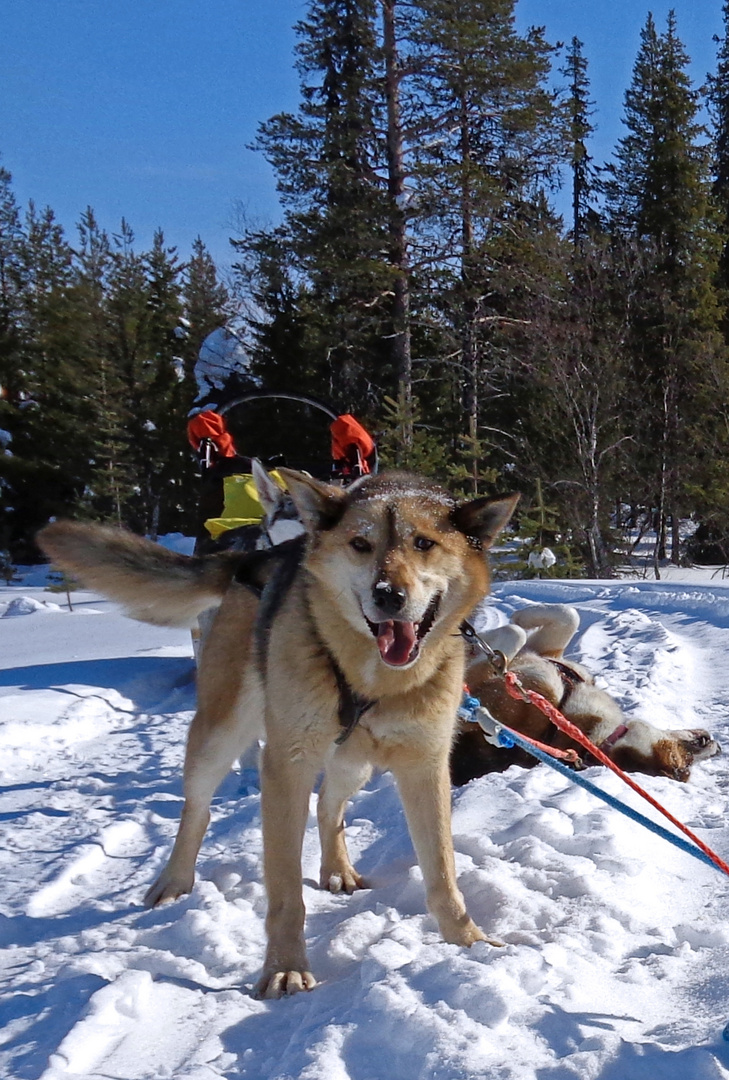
left=2, top=577, right=729, bottom=1079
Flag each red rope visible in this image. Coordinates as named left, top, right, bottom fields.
left=504, top=670, right=729, bottom=879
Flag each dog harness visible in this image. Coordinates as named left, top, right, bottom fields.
left=232, top=538, right=377, bottom=745
left=546, top=661, right=628, bottom=758
left=546, top=658, right=585, bottom=709
left=326, top=651, right=377, bottom=745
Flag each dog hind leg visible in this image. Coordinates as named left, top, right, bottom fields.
left=144, top=703, right=260, bottom=906
left=511, top=603, right=579, bottom=658
left=145, top=586, right=263, bottom=907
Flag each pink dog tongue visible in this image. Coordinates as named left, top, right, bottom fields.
left=377, top=620, right=417, bottom=666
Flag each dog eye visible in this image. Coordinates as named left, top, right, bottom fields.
left=414, top=536, right=436, bottom=552
left=350, top=536, right=373, bottom=553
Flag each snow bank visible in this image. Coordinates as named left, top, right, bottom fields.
left=1, top=595, right=62, bottom=617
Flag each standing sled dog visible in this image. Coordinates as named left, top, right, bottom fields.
left=39, top=470, right=518, bottom=998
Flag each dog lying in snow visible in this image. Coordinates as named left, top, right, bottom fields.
left=450, top=603, right=720, bottom=786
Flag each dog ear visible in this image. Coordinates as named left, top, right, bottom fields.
left=451, top=493, right=520, bottom=549
left=251, top=459, right=284, bottom=518
left=277, top=469, right=347, bottom=532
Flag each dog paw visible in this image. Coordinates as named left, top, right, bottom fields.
left=143, top=872, right=192, bottom=908
left=442, top=919, right=505, bottom=949
left=252, top=969, right=317, bottom=999
left=320, top=864, right=367, bottom=894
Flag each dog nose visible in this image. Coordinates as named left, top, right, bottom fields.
left=373, top=580, right=406, bottom=616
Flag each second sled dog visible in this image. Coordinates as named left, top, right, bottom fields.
left=451, top=603, right=719, bottom=785
left=39, top=471, right=518, bottom=999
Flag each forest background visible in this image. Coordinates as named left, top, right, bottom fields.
left=3, top=0, right=729, bottom=577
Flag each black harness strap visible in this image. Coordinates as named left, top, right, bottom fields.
left=234, top=538, right=306, bottom=667
left=303, top=598, right=377, bottom=745
left=547, top=658, right=585, bottom=709
left=327, top=650, right=377, bottom=745
left=236, top=539, right=377, bottom=746
left=232, top=538, right=305, bottom=598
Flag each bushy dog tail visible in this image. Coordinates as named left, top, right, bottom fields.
left=37, top=521, right=238, bottom=628
left=511, top=603, right=579, bottom=658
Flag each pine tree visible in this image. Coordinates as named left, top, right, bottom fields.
left=708, top=1, right=729, bottom=308
left=562, top=37, right=598, bottom=248
left=240, top=0, right=392, bottom=412
left=407, top=0, right=564, bottom=492
left=605, top=12, right=726, bottom=564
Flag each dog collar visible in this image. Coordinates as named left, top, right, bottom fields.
left=599, top=723, right=629, bottom=753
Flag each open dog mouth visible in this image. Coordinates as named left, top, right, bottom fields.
left=365, top=593, right=442, bottom=667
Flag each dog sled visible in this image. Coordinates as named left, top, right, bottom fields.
left=187, top=391, right=377, bottom=555
left=186, top=392, right=377, bottom=655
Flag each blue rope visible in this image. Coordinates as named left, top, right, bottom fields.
left=479, top=717, right=722, bottom=875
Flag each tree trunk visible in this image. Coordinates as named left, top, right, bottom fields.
left=381, top=0, right=412, bottom=450
left=670, top=511, right=681, bottom=565
left=459, top=88, right=479, bottom=495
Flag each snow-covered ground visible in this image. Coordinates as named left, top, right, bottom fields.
left=2, top=566, right=729, bottom=1080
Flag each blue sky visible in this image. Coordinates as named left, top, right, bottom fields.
left=0, top=1, right=724, bottom=269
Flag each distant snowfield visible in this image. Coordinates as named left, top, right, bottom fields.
left=2, top=566, right=729, bottom=1080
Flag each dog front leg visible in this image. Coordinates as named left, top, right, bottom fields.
left=393, top=760, right=500, bottom=947
left=254, top=743, right=320, bottom=999
left=318, top=754, right=372, bottom=894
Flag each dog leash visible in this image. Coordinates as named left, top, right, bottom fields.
left=458, top=619, right=729, bottom=877
left=500, top=671, right=729, bottom=880
left=459, top=619, right=508, bottom=674
left=458, top=693, right=582, bottom=765
left=463, top=697, right=729, bottom=876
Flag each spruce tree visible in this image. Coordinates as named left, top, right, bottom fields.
left=562, top=37, right=598, bottom=248
left=0, top=167, right=26, bottom=554
left=240, top=0, right=391, bottom=412
left=10, top=203, right=100, bottom=546
left=141, top=230, right=188, bottom=536
left=182, top=237, right=229, bottom=384
left=605, top=11, right=726, bottom=563
left=74, top=208, right=131, bottom=524
left=407, top=0, right=564, bottom=492
left=381, top=0, right=413, bottom=447
left=0, top=167, right=24, bottom=406
left=708, top=1, right=729, bottom=308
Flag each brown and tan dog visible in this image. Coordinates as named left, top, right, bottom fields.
left=451, top=603, right=719, bottom=786
left=38, top=471, right=518, bottom=998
